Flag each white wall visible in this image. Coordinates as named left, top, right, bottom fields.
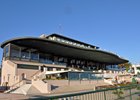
left=32, top=79, right=50, bottom=93
left=132, top=65, right=140, bottom=74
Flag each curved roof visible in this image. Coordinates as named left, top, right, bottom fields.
left=0, top=37, right=128, bottom=64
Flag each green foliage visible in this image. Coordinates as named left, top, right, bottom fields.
left=118, top=62, right=132, bottom=71
left=113, top=88, right=124, bottom=99
left=137, top=85, right=140, bottom=90
left=132, top=77, right=137, bottom=84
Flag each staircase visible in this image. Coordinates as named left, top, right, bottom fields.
left=5, top=71, right=48, bottom=95
left=6, top=81, right=42, bottom=95
left=5, top=79, right=33, bottom=95
left=104, top=79, right=114, bottom=85
left=32, top=71, right=46, bottom=80
left=27, top=85, right=41, bottom=95
left=11, top=84, right=32, bottom=95
left=37, top=72, right=46, bottom=80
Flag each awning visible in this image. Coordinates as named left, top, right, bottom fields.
left=45, top=71, right=69, bottom=75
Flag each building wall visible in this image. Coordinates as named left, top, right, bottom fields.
left=1, top=60, right=17, bottom=86
left=17, top=68, right=39, bottom=81
left=1, top=59, right=40, bottom=86
left=32, top=79, right=50, bottom=93
left=46, top=80, right=105, bottom=86
left=132, top=65, right=140, bottom=75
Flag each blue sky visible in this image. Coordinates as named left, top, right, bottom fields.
left=0, top=0, right=140, bottom=64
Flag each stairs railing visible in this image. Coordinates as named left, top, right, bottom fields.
left=5, top=80, right=26, bottom=93
left=30, top=70, right=41, bottom=78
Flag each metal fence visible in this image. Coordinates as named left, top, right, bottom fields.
left=30, top=84, right=140, bottom=100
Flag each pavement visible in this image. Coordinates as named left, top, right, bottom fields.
left=0, top=93, right=29, bottom=100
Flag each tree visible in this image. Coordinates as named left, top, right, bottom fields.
left=113, top=88, right=124, bottom=99
left=118, top=62, right=132, bottom=71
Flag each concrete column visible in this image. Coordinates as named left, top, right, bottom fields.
left=53, top=68, right=56, bottom=71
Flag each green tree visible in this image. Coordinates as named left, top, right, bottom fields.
left=113, top=88, right=124, bottom=99
left=118, top=62, right=132, bottom=71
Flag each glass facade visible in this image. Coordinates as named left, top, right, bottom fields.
left=68, top=72, right=103, bottom=80
left=10, top=44, right=20, bottom=58
left=21, top=51, right=30, bottom=59
left=31, top=53, right=39, bottom=61
left=39, top=53, right=53, bottom=64
left=3, top=43, right=107, bottom=70
left=11, top=49, right=20, bottom=58
left=3, top=44, right=67, bottom=66
left=4, top=44, right=10, bottom=57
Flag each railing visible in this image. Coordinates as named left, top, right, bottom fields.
left=31, top=84, right=140, bottom=100
left=6, top=56, right=67, bottom=66
left=5, top=80, right=26, bottom=93
left=10, top=80, right=24, bottom=89
left=31, top=70, right=41, bottom=78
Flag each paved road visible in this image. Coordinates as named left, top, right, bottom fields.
left=0, top=93, right=29, bottom=100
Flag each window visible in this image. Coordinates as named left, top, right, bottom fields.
left=88, top=46, right=91, bottom=48
left=56, top=38, right=60, bottom=42
left=21, top=73, right=26, bottom=80
left=64, top=58, right=67, bottom=63
left=61, top=39, right=65, bottom=43
left=4, top=45, right=9, bottom=57
left=48, top=67, right=53, bottom=71
left=52, top=36, right=56, bottom=40
left=21, top=51, right=30, bottom=59
left=57, top=68, right=61, bottom=71
left=31, top=53, right=39, bottom=60
left=11, top=48, right=20, bottom=58
left=49, top=37, right=53, bottom=40
left=39, top=53, right=53, bottom=64
left=17, top=64, right=38, bottom=70
left=58, top=57, right=64, bottom=62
